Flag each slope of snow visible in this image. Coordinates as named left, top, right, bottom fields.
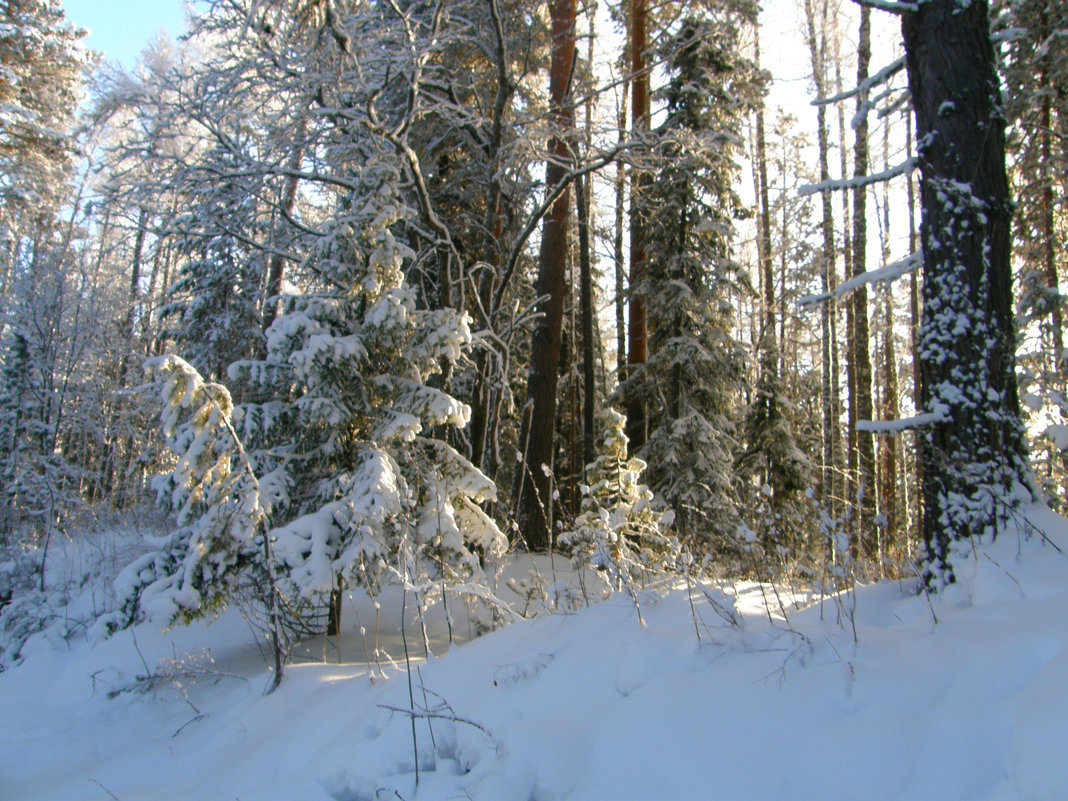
left=3, top=505, right=1068, bottom=801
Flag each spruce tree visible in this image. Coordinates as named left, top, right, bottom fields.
left=560, top=409, right=676, bottom=586
left=626, top=12, right=760, bottom=556
left=114, top=168, right=507, bottom=655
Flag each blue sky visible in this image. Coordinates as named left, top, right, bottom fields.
left=61, top=0, right=195, bottom=69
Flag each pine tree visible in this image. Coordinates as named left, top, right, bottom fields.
left=901, top=0, right=1032, bottom=585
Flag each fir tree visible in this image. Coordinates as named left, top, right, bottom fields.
left=230, top=166, right=506, bottom=606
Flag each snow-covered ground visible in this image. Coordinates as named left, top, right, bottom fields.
left=3, top=505, right=1068, bottom=801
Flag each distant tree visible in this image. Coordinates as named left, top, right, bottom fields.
left=514, top=0, right=576, bottom=551
left=741, top=25, right=813, bottom=557
left=0, top=0, right=89, bottom=556
left=162, top=146, right=268, bottom=381
left=0, top=0, right=88, bottom=265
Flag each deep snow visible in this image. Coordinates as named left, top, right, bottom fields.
left=3, top=504, right=1068, bottom=801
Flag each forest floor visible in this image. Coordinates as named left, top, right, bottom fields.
left=2, top=504, right=1068, bottom=801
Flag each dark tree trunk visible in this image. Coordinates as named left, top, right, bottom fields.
left=851, top=7, right=877, bottom=556
left=614, top=89, right=628, bottom=382
left=263, top=134, right=305, bottom=334
left=755, top=35, right=775, bottom=358
left=577, top=171, right=596, bottom=471
left=514, top=0, right=575, bottom=551
left=626, top=0, right=649, bottom=451
left=902, top=0, right=1030, bottom=585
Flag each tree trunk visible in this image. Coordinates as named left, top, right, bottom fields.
left=263, top=133, right=305, bottom=334
left=835, top=58, right=855, bottom=539
left=614, top=81, right=628, bottom=381
left=901, top=0, right=1030, bottom=585
left=804, top=0, right=837, bottom=526
left=626, top=0, right=649, bottom=451
left=514, top=0, right=575, bottom=550
left=755, top=35, right=775, bottom=358
left=906, top=113, right=923, bottom=545
left=577, top=171, right=596, bottom=471
left=851, top=6, right=877, bottom=556
left=878, top=126, right=899, bottom=562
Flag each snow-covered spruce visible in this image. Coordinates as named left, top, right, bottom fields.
left=560, top=410, right=676, bottom=589
left=112, top=181, right=506, bottom=645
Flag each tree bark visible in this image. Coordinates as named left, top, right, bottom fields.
left=902, top=0, right=1030, bottom=584
left=514, top=0, right=575, bottom=550
left=851, top=6, right=877, bottom=556
left=626, top=0, right=649, bottom=451
left=614, top=83, right=628, bottom=381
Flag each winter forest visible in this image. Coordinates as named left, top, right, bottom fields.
left=2, top=0, right=1068, bottom=798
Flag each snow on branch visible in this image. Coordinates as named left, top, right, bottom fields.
left=798, top=252, right=920, bottom=307
left=798, top=157, right=916, bottom=197
left=812, top=57, right=906, bottom=107
left=855, top=411, right=944, bottom=434
left=851, top=0, right=918, bottom=13
left=990, top=27, right=1028, bottom=43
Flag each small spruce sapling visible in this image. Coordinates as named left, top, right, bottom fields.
left=108, top=355, right=290, bottom=689
left=227, top=177, right=508, bottom=629
left=560, top=410, right=677, bottom=592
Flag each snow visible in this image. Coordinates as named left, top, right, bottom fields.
left=798, top=157, right=917, bottom=196
left=4, top=506, right=1068, bottom=800
left=798, top=251, right=921, bottom=307
left=856, top=410, right=945, bottom=434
